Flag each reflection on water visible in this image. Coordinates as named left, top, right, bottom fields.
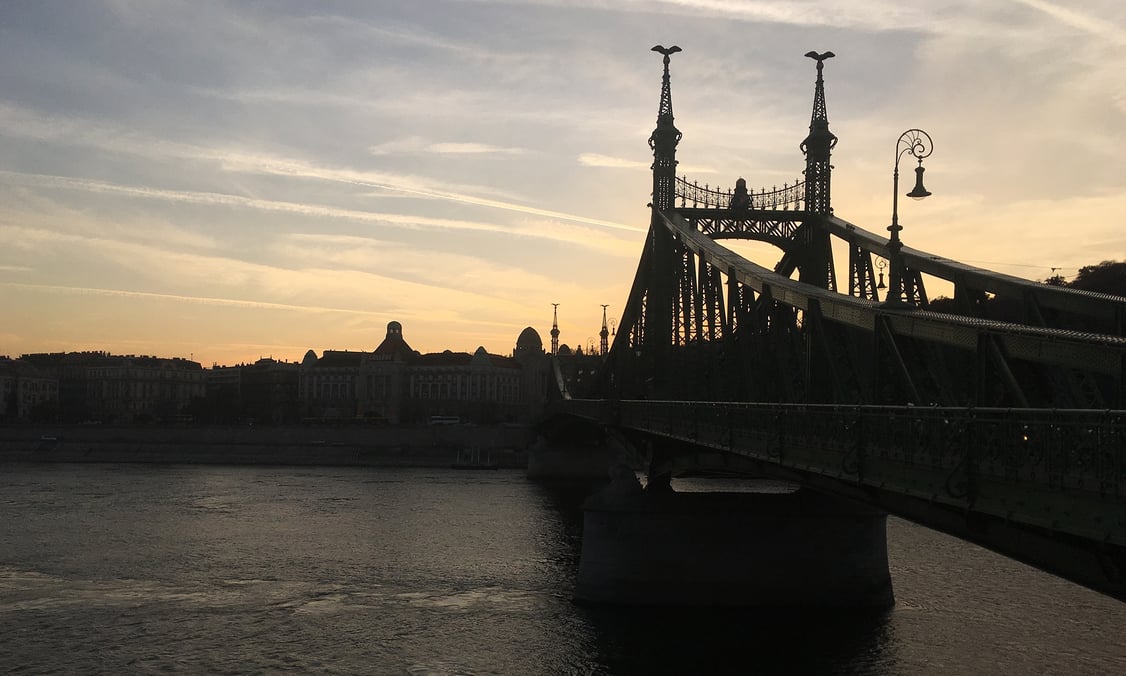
left=0, top=464, right=1123, bottom=674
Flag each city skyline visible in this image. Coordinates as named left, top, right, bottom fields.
left=2, top=1, right=1124, bottom=367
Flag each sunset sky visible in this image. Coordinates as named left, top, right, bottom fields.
left=2, top=1, right=1124, bottom=366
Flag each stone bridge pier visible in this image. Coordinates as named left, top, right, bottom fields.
left=574, top=470, right=894, bottom=608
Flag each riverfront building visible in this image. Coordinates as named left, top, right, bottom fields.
left=204, top=358, right=299, bottom=425
left=12, top=316, right=594, bottom=425
left=299, top=321, right=549, bottom=425
left=0, top=356, right=59, bottom=421
left=19, top=352, right=205, bottom=424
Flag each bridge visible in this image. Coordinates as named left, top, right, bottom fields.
left=544, top=47, right=1126, bottom=606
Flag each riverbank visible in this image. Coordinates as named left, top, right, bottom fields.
left=0, top=424, right=535, bottom=468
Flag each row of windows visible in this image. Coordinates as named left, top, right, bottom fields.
left=87, top=382, right=206, bottom=399
left=301, top=375, right=521, bottom=403
left=0, top=380, right=58, bottom=393
left=87, top=368, right=203, bottom=381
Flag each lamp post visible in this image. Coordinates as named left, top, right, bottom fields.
left=886, top=129, right=933, bottom=305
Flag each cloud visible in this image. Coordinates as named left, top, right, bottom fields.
left=1012, top=0, right=1126, bottom=46
left=427, top=142, right=526, bottom=155
left=0, top=282, right=386, bottom=317
left=578, top=153, right=649, bottom=169
left=473, top=0, right=933, bottom=32
left=0, top=170, right=642, bottom=250
left=0, top=103, right=638, bottom=232
left=370, top=137, right=526, bottom=156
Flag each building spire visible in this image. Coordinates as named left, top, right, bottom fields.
left=649, top=45, right=682, bottom=212
left=550, top=303, right=560, bottom=356
left=800, top=51, right=838, bottom=215
left=599, top=305, right=610, bottom=356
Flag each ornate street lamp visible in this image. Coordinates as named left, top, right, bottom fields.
left=886, top=129, right=933, bottom=304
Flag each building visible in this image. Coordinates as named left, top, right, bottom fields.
left=0, top=356, right=59, bottom=421
left=20, top=352, right=205, bottom=424
left=204, top=358, right=299, bottom=424
left=298, top=321, right=550, bottom=425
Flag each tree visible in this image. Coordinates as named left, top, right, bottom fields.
left=1068, top=260, right=1126, bottom=297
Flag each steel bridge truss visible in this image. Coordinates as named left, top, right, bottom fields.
left=601, top=208, right=1126, bottom=409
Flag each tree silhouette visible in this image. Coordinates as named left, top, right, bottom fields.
left=1068, top=260, right=1126, bottom=296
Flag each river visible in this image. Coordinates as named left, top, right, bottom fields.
left=1, top=463, right=1123, bottom=674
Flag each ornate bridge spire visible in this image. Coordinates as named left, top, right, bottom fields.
left=550, top=303, right=560, bottom=356
left=800, top=51, right=838, bottom=215
left=649, top=45, right=682, bottom=212
left=600, top=305, right=610, bottom=356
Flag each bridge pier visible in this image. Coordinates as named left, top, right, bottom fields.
left=574, top=474, right=893, bottom=608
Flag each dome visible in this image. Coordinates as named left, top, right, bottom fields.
left=515, top=326, right=543, bottom=352
left=374, top=320, right=413, bottom=357
left=302, top=349, right=318, bottom=365
left=471, top=346, right=491, bottom=366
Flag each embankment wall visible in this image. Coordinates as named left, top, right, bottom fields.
left=0, top=424, right=535, bottom=468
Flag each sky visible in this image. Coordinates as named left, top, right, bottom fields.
left=1, top=0, right=1124, bottom=367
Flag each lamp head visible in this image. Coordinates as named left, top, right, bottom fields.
left=907, top=164, right=931, bottom=200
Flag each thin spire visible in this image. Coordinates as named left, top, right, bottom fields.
left=599, top=305, right=609, bottom=356
left=550, top=303, right=560, bottom=356
left=800, top=50, right=838, bottom=215
left=649, top=45, right=682, bottom=212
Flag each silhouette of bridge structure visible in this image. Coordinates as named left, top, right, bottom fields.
left=550, top=47, right=1126, bottom=602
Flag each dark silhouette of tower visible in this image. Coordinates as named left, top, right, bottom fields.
left=550, top=303, right=560, bottom=356
left=643, top=45, right=683, bottom=392
left=800, top=51, right=837, bottom=216
left=599, top=305, right=609, bottom=356
left=649, top=45, right=682, bottom=212
left=797, top=50, right=839, bottom=291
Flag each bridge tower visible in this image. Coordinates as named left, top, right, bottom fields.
left=801, top=51, right=837, bottom=215
left=796, top=51, right=839, bottom=290
left=599, top=305, right=609, bottom=356
left=641, top=45, right=684, bottom=395
left=550, top=303, right=559, bottom=356
left=648, top=45, right=682, bottom=211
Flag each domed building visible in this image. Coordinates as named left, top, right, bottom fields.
left=298, top=322, right=545, bottom=424
left=513, top=326, right=543, bottom=357
left=512, top=326, right=549, bottom=419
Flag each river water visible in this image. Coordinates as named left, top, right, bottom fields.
left=1, top=463, right=1123, bottom=674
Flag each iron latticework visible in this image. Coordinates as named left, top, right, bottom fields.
left=675, top=177, right=805, bottom=211
left=597, top=47, right=1126, bottom=410
left=800, top=51, right=837, bottom=216
left=649, top=45, right=682, bottom=212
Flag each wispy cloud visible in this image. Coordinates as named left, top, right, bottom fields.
left=370, top=137, right=526, bottom=156
left=0, top=103, right=637, bottom=232
left=428, top=142, right=525, bottom=155
left=1012, top=0, right=1126, bottom=46
left=0, top=170, right=643, bottom=247
left=0, top=282, right=387, bottom=316
left=481, top=0, right=933, bottom=32
left=578, top=153, right=649, bottom=169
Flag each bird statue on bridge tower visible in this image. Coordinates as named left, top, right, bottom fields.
left=600, top=305, right=610, bottom=356
left=801, top=50, right=838, bottom=216
left=649, top=45, right=683, bottom=213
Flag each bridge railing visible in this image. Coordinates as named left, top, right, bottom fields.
left=674, top=176, right=806, bottom=211
left=558, top=400, right=1125, bottom=543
